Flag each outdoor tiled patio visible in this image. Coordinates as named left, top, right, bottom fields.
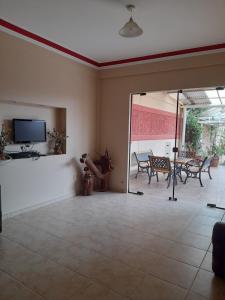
left=129, top=166, right=225, bottom=208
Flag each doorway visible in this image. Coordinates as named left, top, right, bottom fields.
left=128, top=90, right=183, bottom=199
left=128, top=87, right=225, bottom=208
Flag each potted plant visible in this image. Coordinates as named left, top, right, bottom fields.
left=209, top=144, right=225, bottom=167
left=185, top=111, right=202, bottom=154
left=0, top=124, right=11, bottom=160
left=47, top=129, right=68, bottom=155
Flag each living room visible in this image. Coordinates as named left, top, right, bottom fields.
left=0, top=1, right=225, bottom=299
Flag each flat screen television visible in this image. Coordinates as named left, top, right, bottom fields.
left=13, top=119, right=46, bottom=144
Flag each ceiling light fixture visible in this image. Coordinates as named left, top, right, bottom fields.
left=119, top=4, right=143, bottom=38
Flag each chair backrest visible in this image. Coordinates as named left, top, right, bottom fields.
left=179, top=150, right=196, bottom=158
left=149, top=156, right=171, bottom=173
left=134, top=151, right=153, bottom=163
left=201, top=156, right=211, bottom=169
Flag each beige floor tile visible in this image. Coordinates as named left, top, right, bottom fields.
left=0, top=270, right=44, bottom=300
left=58, top=246, right=108, bottom=274
left=167, top=243, right=206, bottom=267
left=2, top=218, right=73, bottom=256
left=0, top=237, right=44, bottom=276
left=140, top=235, right=175, bottom=256
left=186, top=223, right=214, bottom=238
left=175, top=231, right=211, bottom=251
left=115, top=245, right=198, bottom=289
left=77, top=258, right=144, bottom=298
left=191, top=269, right=225, bottom=300
left=132, top=233, right=206, bottom=267
left=0, top=237, right=91, bottom=300
left=2, top=218, right=107, bottom=275
left=186, top=292, right=208, bottom=300
left=199, top=207, right=224, bottom=220
left=73, top=282, right=129, bottom=300
left=130, top=273, right=187, bottom=300
left=208, top=244, right=213, bottom=253
left=200, top=252, right=213, bottom=273
left=111, top=227, right=156, bottom=248
left=23, top=262, right=90, bottom=300
left=190, top=215, right=220, bottom=227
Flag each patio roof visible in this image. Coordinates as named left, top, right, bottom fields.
left=168, top=87, right=225, bottom=124
left=197, top=107, right=225, bottom=124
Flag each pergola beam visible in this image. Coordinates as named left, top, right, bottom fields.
left=198, top=121, right=225, bottom=124
left=184, top=104, right=225, bottom=109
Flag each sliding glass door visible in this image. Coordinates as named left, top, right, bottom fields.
left=128, top=91, right=183, bottom=200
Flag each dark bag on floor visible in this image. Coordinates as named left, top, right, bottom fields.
left=212, top=222, right=225, bottom=277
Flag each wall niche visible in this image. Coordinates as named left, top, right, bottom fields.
left=0, top=100, right=66, bottom=155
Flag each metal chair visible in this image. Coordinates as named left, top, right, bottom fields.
left=178, top=150, right=196, bottom=158
left=148, top=156, right=182, bottom=188
left=133, top=151, right=152, bottom=179
left=183, top=157, right=212, bottom=187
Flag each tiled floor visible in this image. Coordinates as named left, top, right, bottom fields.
left=1, top=186, right=225, bottom=299
left=129, top=166, right=225, bottom=208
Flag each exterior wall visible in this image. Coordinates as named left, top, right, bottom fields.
left=130, top=92, right=182, bottom=173
left=99, top=52, right=225, bottom=192
left=131, top=104, right=180, bottom=141
left=0, top=31, right=98, bottom=216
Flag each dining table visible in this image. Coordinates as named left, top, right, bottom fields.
left=173, top=157, right=194, bottom=166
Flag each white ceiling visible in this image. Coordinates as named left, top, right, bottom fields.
left=1, top=0, right=225, bottom=62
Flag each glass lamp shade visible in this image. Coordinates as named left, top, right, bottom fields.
left=119, top=17, right=143, bottom=38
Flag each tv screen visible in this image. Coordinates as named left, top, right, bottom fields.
left=13, top=119, right=46, bottom=143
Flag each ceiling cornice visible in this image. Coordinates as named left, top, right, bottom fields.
left=0, top=19, right=100, bottom=67
left=1, top=18, right=225, bottom=69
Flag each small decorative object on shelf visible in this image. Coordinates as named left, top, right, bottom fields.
left=0, top=123, right=11, bottom=160
left=47, top=129, right=68, bottom=155
left=80, top=149, right=113, bottom=195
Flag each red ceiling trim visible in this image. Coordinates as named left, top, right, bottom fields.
left=0, top=19, right=100, bottom=67
left=99, top=43, right=225, bottom=67
left=1, top=18, right=225, bottom=68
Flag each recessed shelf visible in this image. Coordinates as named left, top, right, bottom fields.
left=0, top=100, right=67, bottom=155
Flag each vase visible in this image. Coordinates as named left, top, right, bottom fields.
left=83, top=174, right=94, bottom=196
left=211, top=156, right=219, bottom=167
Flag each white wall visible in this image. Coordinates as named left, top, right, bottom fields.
left=99, top=52, right=225, bottom=192
left=0, top=101, right=66, bottom=155
left=130, top=139, right=175, bottom=173
left=0, top=31, right=98, bottom=216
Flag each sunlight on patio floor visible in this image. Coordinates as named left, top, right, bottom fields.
left=129, top=166, right=225, bottom=208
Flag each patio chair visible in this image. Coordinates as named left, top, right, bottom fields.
left=148, top=156, right=182, bottom=188
left=183, top=157, right=212, bottom=187
left=134, top=151, right=153, bottom=179
left=178, top=150, right=196, bottom=159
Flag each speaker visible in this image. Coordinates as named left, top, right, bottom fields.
left=0, top=184, right=2, bottom=233
left=212, top=222, right=225, bottom=277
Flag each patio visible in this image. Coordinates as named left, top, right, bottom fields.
left=129, top=88, right=225, bottom=209
left=129, top=165, right=225, bottom=208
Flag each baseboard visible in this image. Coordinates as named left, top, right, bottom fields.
left=2, top=193, right=75, bottom=220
